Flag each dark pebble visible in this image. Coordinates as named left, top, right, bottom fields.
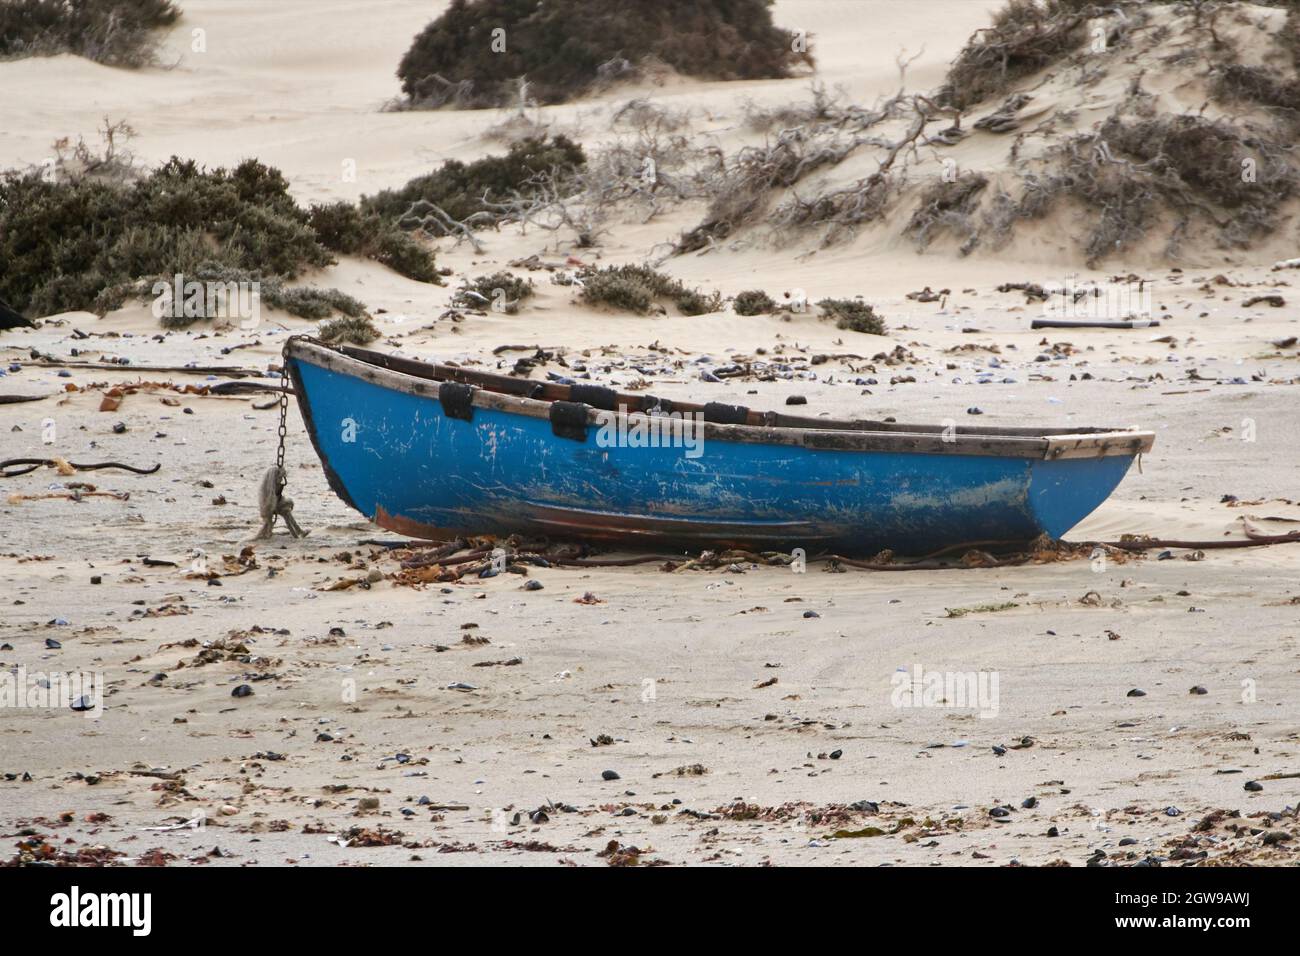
left=1244, top=780, right=1263, bottom=792
left=601, top=770, right=620, bottom=781
left=231, top=684, right=254, bottom=698
left=1126, top=688, right=1146, bottom=697
left=785, top=395, right=807, bottom=405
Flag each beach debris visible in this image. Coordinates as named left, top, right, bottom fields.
left=0, top=457, right=160, bottom=479
left=1243, top=294, right=1285, bottom=308
left=231, top=684, right=254, bottom=698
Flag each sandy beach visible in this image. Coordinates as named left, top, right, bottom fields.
left=2, top=0, right=1298, bottom=868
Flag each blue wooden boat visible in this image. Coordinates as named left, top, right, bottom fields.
left=284, top=339, right=1154, bottom=556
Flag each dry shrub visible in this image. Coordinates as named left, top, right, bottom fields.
left=678, top=128, right=858, bottom=252
left=396, top=0, right=812, bottom=109
left=906, top=174, right=990, bottom=253
left=945, top=0, right=1090, bottom=111
left=988, top=112, right=1297, bottom=263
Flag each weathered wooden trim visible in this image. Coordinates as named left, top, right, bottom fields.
left=289, top=340, right=1153, bottom=461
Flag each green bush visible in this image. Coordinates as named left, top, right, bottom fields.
left=396, top=0, right=811, bottom=108
left=0, top=0, right=180, bottom=67
left=732, top=289, right=776, bottom=315
left=318, top=315, right=381, bottom=345
left=0, top=156, right=437, bottom=319
left=452, top=272, right=534, bottom=313
left=306, top=202, right=440, bottom=282
left=577, top=264, right=721, bottom=316
left=817, top=298, right=887, bottom=335
left=363, top=135, right=585, bottom=225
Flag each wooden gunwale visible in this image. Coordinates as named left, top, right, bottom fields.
left=288, top=340, right=1154, bottom=461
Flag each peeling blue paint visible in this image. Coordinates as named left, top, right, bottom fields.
left=292, top=359, right=1136, bottom=555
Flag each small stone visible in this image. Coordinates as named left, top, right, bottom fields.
left=523, top=580, right=543, bottom=591
left=358, top=797, right=380, bottom=811
left=1126, top=688, right=1146, bottom=697
left=829, top=749, right=842, bottom=760
left=601, top=770, right=620, bottom=781
left=802, top=610, right=820, bottom=619
left=1189, top=685, right=1208, bottom=695
left=45, top=638, right=61, bottom=649
left=1244, top=780, right=1263, bottom=792
left=1261, top=830, right=1291, bottom=845
left=231, top=684, right=254, bottom=698
left=785, top=395, right=807, bottom=405
left=989, top=806, right=1011, bottom=818
left=1021, top=797, right=1037, bottom=809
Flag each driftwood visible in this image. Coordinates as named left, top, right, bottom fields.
left=32, top=359, right=272, bottom=378
left=1031, top=318, right=1160, bottom=330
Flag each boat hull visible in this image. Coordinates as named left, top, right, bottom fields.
left=287, top=347, right=1142, bottom=556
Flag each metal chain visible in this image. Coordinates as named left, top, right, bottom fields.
left=275, top=337, right=292, bottom=496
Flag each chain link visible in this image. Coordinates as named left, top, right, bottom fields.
left=275, top=337, right=292, bottom=496
left=275, top=333, right=333, bottom=497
